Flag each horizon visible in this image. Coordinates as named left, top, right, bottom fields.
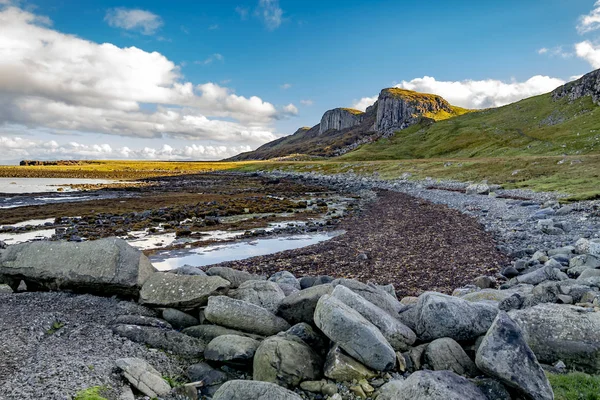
left=1, top=0, right=600, bottom=164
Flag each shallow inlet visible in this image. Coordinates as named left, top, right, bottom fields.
left=149, top=231, right=343, bottom=270
left=0, top=178, right=116, bottom=194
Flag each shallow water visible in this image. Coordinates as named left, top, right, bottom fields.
left=149, top=231, right=343, bottom=270
left=0, top=178, right=116, bottom=194
left=0, top=229, right=56, bottom=244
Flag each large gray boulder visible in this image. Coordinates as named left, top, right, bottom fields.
left=332, top=278, right=405, bottom=318
left=205, top=335, right=260, bottom=364
left=0, top=238, right=155, bottom=296
left=268, top=271, right=301, bottom=290
left=476, top=312, right=553, bottom=400
left=207, top=266, right=264, bottom=288
left=324, top=345, right=376, bottom=382
left=230, top=280, right=285, bottom=313
left=509, top=303, right=600, bottom=373
left=377, top=370, right=487, bottom=400
left=511, top=265, right=568, bottom=286
left=253, top=334, right=322, bottom=388
left=415, top=292, right=498, bottom=342
left=314, top=294, right=396, bottom=371
left=182, top=324, right=263, bottom=343
left=112, top=324, right=205, bottom=356
left=162, top=308, right=199, bottom=330
left=205, top=296, right=290, bottom=336
left=277, top=284, right=333, bottom=325
left=115, top=358, right=171, bottom=398
left=139, top=272, right=230, bottom=310
left=423, top=338, right=478, bottom=377
left=331, top=285, right=415, bottom=351
left=212, top=380, right=303, bottom=400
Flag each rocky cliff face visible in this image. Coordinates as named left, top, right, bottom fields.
left=552, top=69, right=600, bottom=104
left=319, top=108, right=364, bottom=134
left=374, top=88, right=455, bottom=134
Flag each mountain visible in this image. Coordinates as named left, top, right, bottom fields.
left=228, top=88, right=469, bottom=160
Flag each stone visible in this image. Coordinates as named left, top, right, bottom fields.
left=0, top=284, right=13, bottom=294
left=476, top=312, right=553, bottom=400
left=377, top=370, right=486, bottom=400
left=205, top=334, right=260, bottom=364
left=139, top=273, right=230, bottom=311
left=314, top=294, right=396, bottom=371
left=277, top=284, right=333, bottom=325
left=115, top=358, right=171, bottom=398
left=285, top=322, right=328, bottom=354
left=182, top=324, right=263, bottom=342
left=324, top=345, right=376, bottom=381
left=0, top=238, right=155, bottom=296
left=509, top=303, right=600, bottom=373
left=205, top=296, right=290, bottom=336
left=472, top=378, right=512, bottom=400
left=406, top=343, right=428, bottom=371
left=331, top=285, right=416, bottom=351
left=512, top=265, right=567, bottom=286
left=578, top=268, right=600, bottom=280
left=186, top=362, right=229, bottom=386
left=253, top=334, right=322, bottom=388
left=570, top=254, right=600, bottom=270
left=112, top=324, right=205, bottom=356
left=277, top=283, right=299, bottom=296
left=112, top=315, right=172, bottom=330
left=230, top=280, right=285, bottom=313
left=332, top=278, right=405, bottom=318
left=501, top=266, right=520, bottom=279
left=118, top=384, right=135, bottom=400
left=212, top=380, right=303, bottom=400
left=206, top=266, right=263, bottom=288
left=162, top=308, right=199, bottom=330
left=268, top=271, right=301, bottom=289
left=400, top=296, right=418, bottom=305
left=415, top=292, right=498, bottom=342
left=466, top=183, right=490, bottom=195
left=169, top=265, right=206, bottom=276
left=349, top=385, right=367, bottom=398
left=461, top=289, right=512, bottom=304
left=299, top=275, right=334, bottom=289
left=299, top=380, right=325, bottom=393
left=423, top=338, right=478, bottom=377
left=575, top=238, right=600, bottom=256
left=473, top=276, right=495, bottom=289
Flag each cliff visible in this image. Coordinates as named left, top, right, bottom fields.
left=552, top=69, right=600, bottom=104
left=319, top=108, right=364, bottom=134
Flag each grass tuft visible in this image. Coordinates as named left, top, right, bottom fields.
left=73, top=386, right=108, bottom=400
left=548, top=372, right=600, bottom=400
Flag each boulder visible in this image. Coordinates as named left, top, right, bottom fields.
left=331, top=285, right=415, bottom=351
left=277, top=284, right=333, bottom=325
left=162, top=308, right=199, bottom=330
left=324, top=345, right=376, bottom=382
left=332, top=278, right=405, bottom=318
left=476, top=312, right=553, bottom=400
left=115, top=358, right=171, bottom=398
left=182, top=324, right=263, bottom=343
left=187, top=362, right=230, bottom=397
left=415, top=292, right=498, bottom=342
left=169, top=265, right=206, bottom=276
left=460, top=289, right=512, bottom=304
left=212, top=380, right=303, bottom=400
left=0, top=238, right=155, bottom=296
left=575, top=238, right=600, bottom=256
left=511, top=265, right=568, bottom=286
left=205, top=296, right=290, bottom=336
left=285, top=322, right=328, bottom=354
left=466, top=182, right=490, bottom=195
left=253, top=334, right=322, bottom=388
left=206, top=266, right=264, bottom=288
left=300, top=275, right=335, bottom=289
left=509, top=303, right=600, bottom=373
left=268, top=271, right=301, bottom=289
left=112, top=315, right=172, bottom=330
left=423, top=338, right=478, bottom=377
left=230, top=280, right=285, bottom=313
left=205, top=334, right=260, bottom=364
left=139, top=273, right=230, bottom=310
left=377, top=370, right=487, bottom=400
left=0, top=284, right=13, bottom=294
left=314, top=294, right=396, bottom=371
left=112, top=324, right=205, bottom=356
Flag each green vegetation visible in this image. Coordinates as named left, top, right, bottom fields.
left=73, top=386, right=108, bottom=400
left=46, top=320, right=65, bottom=334
left=548, top=372, right=600, bottom=400
left=340, top=107, right=365, bottom=115
left=163, top=375, right=184, bottom=388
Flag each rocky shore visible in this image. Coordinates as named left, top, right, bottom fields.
left=0, top=171, right=599, bottom=400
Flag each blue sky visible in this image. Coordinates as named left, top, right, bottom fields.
left=0, top=0, right=599, bottom=162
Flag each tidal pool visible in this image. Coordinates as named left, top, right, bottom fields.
left=0, top=178, right=116, bottom=194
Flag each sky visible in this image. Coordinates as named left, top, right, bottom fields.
left=1, top=0, right=600, bottom=163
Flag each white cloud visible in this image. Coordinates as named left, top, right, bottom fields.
left=578, top=0, right=600, bottom=34
left=0, top=7, right=288, bottom=152
left=235, top=6, right=249, bottom=20
left=537, top=45, right=572, bottom=59
left=208, top=24, right=219, bottom=30
left=280, top=83, right=292, bottom=90
left=538, top=48, right=548, bottom=54
left=352, top=96, right=379, bottom=112
left=282, top=104, right=298, bottom=115
left=300, top=99, right=313, bottom=106
left=105, top=8, right=163, bottom=35
left=570, top=74, right=584, bottom=81
left=195, top=53, right=225, bottom=65
left=257, top=0, right=283, bottom=30
left=575, top=40, right=600, bottom=68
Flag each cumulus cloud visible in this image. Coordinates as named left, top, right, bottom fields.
left=575, top=40, right=600, bottom=68
left=280, top=83, right=292, bottom=90
left=105, top=8, right=163, bottom=35
left=351, top=96, right=379, bottom=112
left=578, top=1, right=600, bottom=34
left=0, top=6, right=290, bottom=154
left=300, top=99, right=314, bottom=106
left=257, top=0, right=283, bottom=30
left=195, top=53, right=225, bottom=65
left=282, top=104, right=298, bottom=115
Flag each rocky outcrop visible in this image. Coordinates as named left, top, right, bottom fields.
left=319, top=108, right=364, bottom=134
left=552, top=68, right=600, bottom=104
left=374, top=88, right=456, bottom=134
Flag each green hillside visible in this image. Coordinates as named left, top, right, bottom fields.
left=340, top=93, right=600, bottom=161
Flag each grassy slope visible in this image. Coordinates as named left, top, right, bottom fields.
left=341, top=93, right=600, bottom=161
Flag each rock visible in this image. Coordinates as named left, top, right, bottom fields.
left=212, top=380, right=303, bottom=400
left=324, top=345, right=376, bottom=381
left=205, top=296, right=290, bottom=336
left=400, top=296, right=418, bottom=305
left=112, top=324, right=205, bottom=356
left=0, top=284, right=13, bottom=294
left=253, top=334, right=322, bottom=388
left=511, top=265, right=567, bottom=286
left=461, top=289, right=512, bottom=304
left=578, top=269, right=600, bottom=280
left=205, top=334, right=260, bottom=364
left=548, top=246, right=575, bottom=257
left=277, top=284, right=333, bottom=325
left=320, top=108, right=363, bottom=134
left=473, top=275, right=495, bottom=289
left=182, top=324, right=263, bottom=342
left=415, top=292, right=498, bottom=342
left=285, top=322, right=328, bottom=354
left=162, top=308, right=199, bottom=330
left=314, top=294, right=396, bottom=371
left=187, top=362, right=229, bottom=386
left=112, top=315, right=172, bottom=330
left=377, top=370, right=486, bottom=400
left=230, top=280, right=285, bottom=313
left=531, top=208, right=555, bottom=220
left=331, top=285, right=415, bottom=351
left=509, top=303, right=600, bottom=373
left=299, top=275, right=334, bottom=289
left=268, top=271, right=301, bottom=290
left=472, top=378, right=512, bottom=400
left=115, top=358, right=171, bottom=398
left=206, top=266, right=263, bottom=288
left=405, top=343, right=428, bottom=371
left=466, top=183, right=490, bottom=195
left=169, top=265, right=206, bottom=276
left=476, top=312, right=553, bottom=400
left=332, top=278, right=405, bottom=318
left=118, top=384, right=135, bottom=400
left=0, top=238, right=155, bottom=296
left=277, top=283, right=299, bottom=296
left=575, top=238, right=600, bottom=256
left=139, top=273, right=230, bottom=311
left=423, top=338, right=478, bottom=377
